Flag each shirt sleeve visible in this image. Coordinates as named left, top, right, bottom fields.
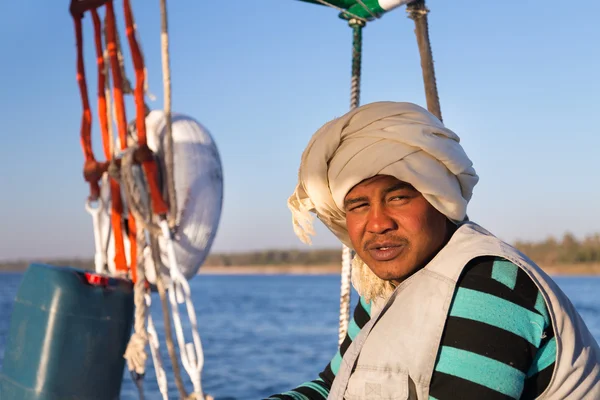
left=265, top=296, right=373, bottom=399
left=266, top=257, right=556, bottom=400
left=429, top=256, right=556, bottom=400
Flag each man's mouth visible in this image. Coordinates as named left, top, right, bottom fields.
left=367, top=244, right=405, bottom=262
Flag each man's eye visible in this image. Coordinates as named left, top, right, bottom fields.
left=349, top=203, right=367, bottom=211
left=390, top=196, right=408, bottom=201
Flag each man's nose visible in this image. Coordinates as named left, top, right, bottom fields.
left=366, top=205, right=397, bottom=234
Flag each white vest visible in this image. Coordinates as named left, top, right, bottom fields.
left=329, top=222, right=600, bottom=400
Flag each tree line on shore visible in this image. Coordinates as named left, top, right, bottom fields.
left=204, top=232, right=600, bottom=266
left=1, top=232, right=599, bottom=272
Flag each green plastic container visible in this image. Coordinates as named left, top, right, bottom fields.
left=0, top=264, right=134, bottom=400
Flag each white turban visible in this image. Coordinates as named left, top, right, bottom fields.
left=288, top=101, right=479, bottom=248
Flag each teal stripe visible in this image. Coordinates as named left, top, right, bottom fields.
left=534, top=291, right=551, bottom=325
left=280, top=391, right=309, bottom=400
left=348, top=318, right=360, bottom=340
left=491, top=259, right=518, bottom=289
left=429, top=397, right=439, bottom=400
left=360, top=296, right=372, bottom=316
left=528, top=337, right=557, bottom=377
left=331, top=351, right=342, bottom=375
left=301, top=382, right=329, bottom=398
left=435, top=346, right=525, bottom=398
left=449, top=287, right=546, bottom=346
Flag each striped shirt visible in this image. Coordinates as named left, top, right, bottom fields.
left=267, top=256, right=556, bottom=400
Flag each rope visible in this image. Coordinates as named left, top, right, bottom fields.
left=407, top=0, right=442, bottom=121
left=337, top=18, right=365, bottom=347
left=104, top=8, right=144, bottom=279
left=146, top=295, right=169, bottom=400
left=118, top=149, right=163, bottom=236
left=349, top=19, right=364, bottom=110
left=74, top=3, right=206, bottom=398
left=119, top=148, right=203, bottom=399
left=149, top=234, right=190, bottom=400
left=159, top=0, right=178, bottom=229
left=160, top=219, right=206, bottom=398
left=123, top=222, right=149, bottom=396
left=339, top=245, right=353, bottom=346
left=119, top=148, right=190, bottom=399
left=127, top=210, right=139, bottom=281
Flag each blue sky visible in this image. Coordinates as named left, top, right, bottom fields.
left=0, top=0, right=599, bottom=261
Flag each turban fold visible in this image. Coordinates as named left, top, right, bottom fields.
left=288, top=101, right=479, bottom=248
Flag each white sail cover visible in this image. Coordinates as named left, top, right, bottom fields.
left=379, top=0, right=414, bottom=11
left=100, top=110, right=223, bottom=283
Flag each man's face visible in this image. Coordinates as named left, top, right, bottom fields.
left=344, top=175, right=452, bottom=283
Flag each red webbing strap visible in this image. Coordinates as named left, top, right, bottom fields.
left=104, top=1, right=129, bottom=152
left=103, top=1, right=134, bottom=274
left=73, top=16, right=100, bottom=201
left=70, top=0, right=109, bottom=18
left=127, top=217, right=138, bottom=283
left=91, top=10, right=111, bottom=160
left=123, top=0, right=169, bottom=216
left=91, top=8, right=130, bottom=275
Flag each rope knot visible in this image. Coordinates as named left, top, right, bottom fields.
left=124, top=331, right=149, bottom=375
left=107, top=158, right=122, bottom=181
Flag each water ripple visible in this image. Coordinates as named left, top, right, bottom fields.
left=1, top=273, right=599, bottom=399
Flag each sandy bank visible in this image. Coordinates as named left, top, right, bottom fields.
left=199, top=263, right=600, bottom=276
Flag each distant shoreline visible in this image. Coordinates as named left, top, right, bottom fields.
left=538, top=263, right=600, bottom=276
left=197, top=263, right=600, bottom=276
left=198, top=264, right=342, bottom=275
left=2, top=263, right=600, bottom=276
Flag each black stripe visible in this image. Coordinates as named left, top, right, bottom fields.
left=312, top=379, right=330, bottom=391
left=295, top=385, right=327, bottom=399
left=521, top=362, right=555, bottom=399
left=339, top=335, right=352, bottom=356
left=267, top=395, right=292, bottom=400
left=429, top=371, right=515, bottom=400
left=353, top=299, right=371, bottom=328
left=514, top=267, right=540, bottom=310
left=462, top=256, right=494, bottom=279
left=339, top=299, right=371, bottom=356
left=544, top=328, right=555, bottom=341
left=440, top=317, right=536, bottom=374
left=542, top=313, right=556, bottom=341
left=458, top=273, right=540, bottom=314
left=319, top=364, right=335, bottom=387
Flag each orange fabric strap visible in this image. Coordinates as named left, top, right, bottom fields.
left=91, top=8, right=129, bottom=274
left=105, top=1, right=129, bottom=152
left=73, top=16, right=100, bottom=201
left=123, top=0, right=169, bottom=216
left=91, top=10, right=111, bottom=161
left=127, top=217, right=138, bottom=282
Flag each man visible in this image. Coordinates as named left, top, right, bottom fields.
left=268, top=102, right=600, bottom=399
